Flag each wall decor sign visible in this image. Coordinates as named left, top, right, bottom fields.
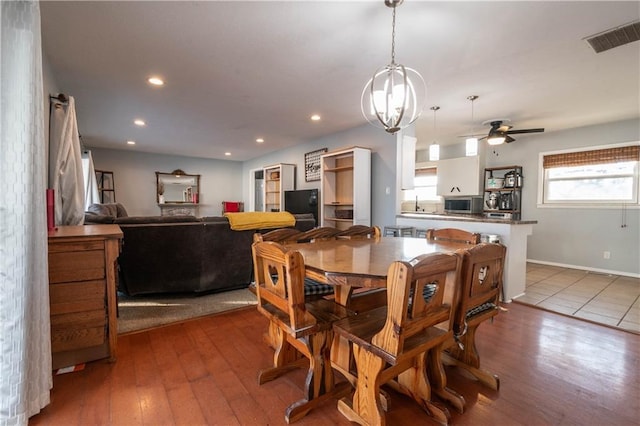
left=305, top=148, right=328, bottom=182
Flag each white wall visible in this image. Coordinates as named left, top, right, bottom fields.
left=89, top=147, right=244, bottom=217
left=485, top=118, right=639, bottom=276
left=417, top=118, right=639, bottom=276
left=242, top=123, right=398, bottom=228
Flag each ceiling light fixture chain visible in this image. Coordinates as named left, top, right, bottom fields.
left=361, top=0, right=425, bottom=134
left=390, top=1, right=397, bottom=64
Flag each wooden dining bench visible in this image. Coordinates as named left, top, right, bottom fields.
left=332, top=252, right=465, bottom=425
left=252, top=241, right=353, bottom=423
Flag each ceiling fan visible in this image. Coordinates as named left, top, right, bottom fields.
left=481, top=119, right=545, bottom=145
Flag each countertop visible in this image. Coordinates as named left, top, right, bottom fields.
left=397, top=212, right=538, bottom=225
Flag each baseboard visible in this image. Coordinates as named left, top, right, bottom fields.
left=527, top=259, right=640, bottom=279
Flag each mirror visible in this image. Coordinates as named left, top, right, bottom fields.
left=156, top=170, right=200, bottom=204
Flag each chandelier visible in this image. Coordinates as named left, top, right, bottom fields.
left=361, top=0, right=426, bottom=134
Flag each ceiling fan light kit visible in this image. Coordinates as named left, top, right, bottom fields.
left=483, top=119, right=544, bottom=144
left=361, top=0, right=426, bottom=134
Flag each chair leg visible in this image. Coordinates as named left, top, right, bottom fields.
left=444, top=324, right=500, bottom=391
left=258, top=326, right=306, bottom=385
left=442, top=352, right=500, bottom=391
left=285, top=332, right=351, bottom=424
left=426, top=346, right=466, bottom=414
left=337, top=345, right=386, bottom=426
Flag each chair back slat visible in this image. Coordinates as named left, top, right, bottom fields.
left=297, top=226, right=341, bottom=242
left=426, top=228, right=481, bottom=245
left=371, top=252, right=461, bottom=357
left=252, top=241, right=316, bottom=331
left=254, top=228, right=305, bottom=244
left=337, top=225, right=381, bottom=240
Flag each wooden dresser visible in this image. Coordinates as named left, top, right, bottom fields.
left=48, top=225, right=123, bottom=369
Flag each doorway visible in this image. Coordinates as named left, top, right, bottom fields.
left=249, top=168, right=264, bottom=212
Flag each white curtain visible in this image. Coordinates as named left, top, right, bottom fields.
left=49, top=96, right=84, bottom=225
left=82, top=150, right=100, bottom=209
left=0, top=1, right=52, bottom=424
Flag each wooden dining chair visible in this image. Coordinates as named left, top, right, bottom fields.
left=336, top=225, right=381, bottom=240
left=253, top=228, right=333, bottom=350
left=426, top=228, right=481, bottom=245
left=332, top=252, right=465, bottom=426
left=252, top=241, right=352, bottom=423
left=444, top=242, right=506, bottom=391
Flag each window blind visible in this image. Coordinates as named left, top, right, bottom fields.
left=543, top=145, right=639, bottom=169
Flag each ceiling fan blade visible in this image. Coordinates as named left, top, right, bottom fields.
left=504, top=135, right=516, bottom=143
left=506, top=128, right=545, bottom=135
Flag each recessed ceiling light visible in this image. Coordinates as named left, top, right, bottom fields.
left=134, top=119, right=146, bottom=126
left=225, top=152, right=231, bottom=156
left=127, top=140, right=136, bottom=145
left=310, top=114, right=321, bottom=121
left=147, top=77, right=164, bottom=86
left=256, top=138, right=264, bottom=143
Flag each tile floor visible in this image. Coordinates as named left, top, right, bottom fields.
left=515, top=262, right=640, bottom=334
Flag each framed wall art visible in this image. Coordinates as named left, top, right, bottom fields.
left=304, top=148, right=328, bottom=182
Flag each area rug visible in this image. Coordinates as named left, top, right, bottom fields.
left=117, top=288, right=257, bottom=334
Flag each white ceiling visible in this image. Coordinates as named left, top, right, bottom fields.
left=40, top=1, right=640, bottom=161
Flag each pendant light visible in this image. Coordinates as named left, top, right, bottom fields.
left=361, top=0, right=426, bottom=134
left=465, top=95, right=479, bottom=156
left=429, top=106, right=440, bottom=161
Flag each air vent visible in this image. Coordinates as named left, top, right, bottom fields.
left=585, top=21, right=640, bottom=53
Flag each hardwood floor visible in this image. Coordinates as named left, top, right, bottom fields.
left=30, top=303, right=639, bottom=425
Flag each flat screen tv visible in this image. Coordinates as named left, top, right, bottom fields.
left=284, top=189, right=318, bottom=225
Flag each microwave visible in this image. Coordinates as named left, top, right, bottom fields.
left=444, top=196, right=483, bottom=214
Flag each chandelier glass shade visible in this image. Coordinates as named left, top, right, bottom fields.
left=361, top=0, right=425, bottom=134
left=361, top=64, right=425, bottom=134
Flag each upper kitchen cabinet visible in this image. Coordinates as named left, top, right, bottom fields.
left=263, top=163, right=295, bottom=212
left=320, top=147, right=371, bottom=229
left=436, top=155, right=483, bottom=196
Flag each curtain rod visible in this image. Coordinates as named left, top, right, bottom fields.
left=49, top=93, right=68, bottom=104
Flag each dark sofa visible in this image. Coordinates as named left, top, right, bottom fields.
left=85, top=205, right=315, bottom=295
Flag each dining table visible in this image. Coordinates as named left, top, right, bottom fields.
left=285, top=236, right=472, bottom=418
left=287, top=236, right=471, bottom=306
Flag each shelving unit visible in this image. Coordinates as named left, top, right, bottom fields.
left=320, top=147, right=371, bottom=229
left=483, top=165, right=523, bottom=220
left=95, top=170, right=115, bottom=203
left=263, top=164, right=295, bottom=212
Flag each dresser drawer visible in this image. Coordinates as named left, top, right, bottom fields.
left=49, top=280, right=106, bottom=315
left=51, top=319, right=106, bottom=352
left=49, top=248, right=105, bottom=283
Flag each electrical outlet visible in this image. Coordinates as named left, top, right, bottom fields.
left=603, top=251, right=611, bottom=259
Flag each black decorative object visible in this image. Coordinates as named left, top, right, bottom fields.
left=304, top=148, right=327, bottom=182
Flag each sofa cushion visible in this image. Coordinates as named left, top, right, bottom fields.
left=84, top=212, right=115, bottom=224
left=115, top=215, right=199, bottom=224
left=87, top=203, right=128, bottom=218
left=200, top=216, right=229, bottom=223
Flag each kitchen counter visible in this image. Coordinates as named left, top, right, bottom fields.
left=396, top=213, right=537, bottom=302
left=398, top=212, right=538, bottom=225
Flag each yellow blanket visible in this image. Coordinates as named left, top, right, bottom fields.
left=224, top=211, right=296, bottom=231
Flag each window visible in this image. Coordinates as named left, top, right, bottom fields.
left=402, top=167, right=439, bottom=201
left=539, top=143, right=640, bottom=206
